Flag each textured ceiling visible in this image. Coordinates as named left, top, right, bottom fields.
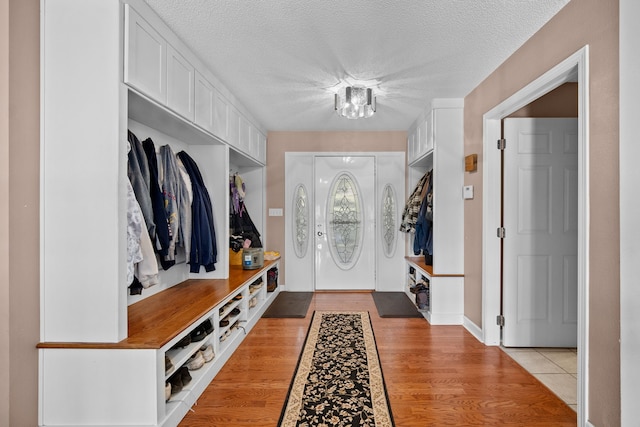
left=144, top=0, right=570, bottom=132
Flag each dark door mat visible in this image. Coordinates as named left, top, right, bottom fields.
left=371, top=292, right=424, bottom=318
left=262, top=292, right=313, bottom=318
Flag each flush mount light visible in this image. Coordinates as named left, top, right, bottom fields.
left=334, top=86, right=376, bottom=119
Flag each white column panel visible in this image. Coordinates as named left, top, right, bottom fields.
left=376, top=153, right=406, bottom=291
left=431, top=107, right=464, bottom=275
left=41, top=0, right=126, bottom=342
left=285, top=153, right=314, bottom=291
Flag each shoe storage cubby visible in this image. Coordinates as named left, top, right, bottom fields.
left=248, top=277, right=265, bottom=313
left=217, top=290, right=246, bottom=351
left=404, top=256, right=462, bottom=325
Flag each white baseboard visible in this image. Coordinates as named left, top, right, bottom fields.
left=585, top=421, right=595, bottom=427
left=463, top=316, right=485, bottom=343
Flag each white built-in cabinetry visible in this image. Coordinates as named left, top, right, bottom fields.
left=124, top=3, right=266, bottom=164
left=39, top=1, right=274, bottom=426
left=404, top=99, right=464, bottom=324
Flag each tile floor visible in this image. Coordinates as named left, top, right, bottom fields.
left=501, top=347, right=578, bottom=412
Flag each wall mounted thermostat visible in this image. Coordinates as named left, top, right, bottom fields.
left=463, top=185, right=474, bottom=200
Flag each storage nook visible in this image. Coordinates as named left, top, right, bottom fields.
left=38, top=1, right=276, bottom=426
left=403, top=99, right=464, bottom=324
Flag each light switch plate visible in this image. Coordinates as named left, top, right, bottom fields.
left=463, top=185, right=474, bottom=200
left=268, top=208, right=283, bottom=216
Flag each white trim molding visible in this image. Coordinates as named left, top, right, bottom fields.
left=620, top=0, right=640, bottom=424
left=481, top=46, right=589, bottom=426
left=463, top=317, right=483, bottom=343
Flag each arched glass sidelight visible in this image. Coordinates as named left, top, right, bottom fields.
left=326, top=172, right=364, bottom=270
left=292, top=184, right=309, bottom=258
left=381, top=184, right=397, bottom=257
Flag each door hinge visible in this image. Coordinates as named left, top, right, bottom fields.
left=496, top=315, right=505, bottom=327
left=497, top=227, right=506, bottom=239
left=497, top=138, right=506, bottom=150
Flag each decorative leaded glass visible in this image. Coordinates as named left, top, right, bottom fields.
left=326, top=172, right=363, bottom=270
left=381, top=184, right=397, bottom=257
left=292, top=184, right=309, bottom=258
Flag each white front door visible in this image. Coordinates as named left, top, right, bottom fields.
left=314, top=156, right=375, bottom=290
left=502, top=118, right=578, bottom=347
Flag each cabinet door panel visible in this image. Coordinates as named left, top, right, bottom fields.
left=239, top=116, right=252, bottom=154
left=167, top=44, right=195, bottom=120
left=213, top=90, right=228, bottom=140
left=195, top=71, right=215, bottom=133
left=124, top=5, right=166, bottom=103
left=251, top=128, right=261, bottom=161
left=227, top=107, right=240, bottom=147
left=407, top=132, right=416, bottom=163
left=257, top=132, right=266, bottom=164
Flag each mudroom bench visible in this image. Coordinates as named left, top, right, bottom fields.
left=37, top=259, right=280, bottom=427
left=404, top=256, right=463, bottom=325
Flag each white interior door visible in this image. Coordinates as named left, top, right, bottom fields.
left=314, top=156, right=375, bottom=290
left=503, top=118, right=578, bottom=347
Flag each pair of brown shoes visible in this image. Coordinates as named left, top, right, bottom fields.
left=168, top=366, right=191, bottom=396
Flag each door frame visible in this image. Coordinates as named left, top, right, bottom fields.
left=284, top=151, right=405, bottom=293
left=482, top=46, right=589, bottom=425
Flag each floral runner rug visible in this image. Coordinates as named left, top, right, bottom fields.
left=278, top=311, right=395, bottom=427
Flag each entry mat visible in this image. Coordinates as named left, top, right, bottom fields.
left=262, top=292, right=313, bottom=318
left=371, top=291, right=424, bottom=318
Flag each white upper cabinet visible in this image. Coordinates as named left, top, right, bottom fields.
left=239, top=115, right=252, bottom=153
left=194, top=70, right=215, bottom=133
left=124, top=5, right=167, bottom=104
left=251, top=128, right=260, bottom=161
left=213, top=90, right=229, bottom=140
left=258, top=132, right=267, bottom=163
left=228, top=107, right=240, bottom=148
left=407, top=108, right=436, bottom=165
left=166, top=43, right=195, bottom=120
left=424, top=113, right=433, bottom=154
left=123, top=2, right=265, bottom=165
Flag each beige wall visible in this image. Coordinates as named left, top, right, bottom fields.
left=265, top=131, right=406, bottom=284
left=0, top=0, right=9, bottom=424
left=0, top=0, right=40, bottom=425
left=464, top=0, right=619, bottom=425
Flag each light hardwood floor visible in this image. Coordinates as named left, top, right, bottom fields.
left=179, top=292, right=576, bottom=426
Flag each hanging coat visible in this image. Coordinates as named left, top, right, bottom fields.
left=127, top=130, right=155, bottom=239
left=158, top=144, right=183, bottom=270
left=400, top=170, right=431, bottom=233
left=177, top=150, right=218, bottom=273
left=142, top=137, right=172, bottom=258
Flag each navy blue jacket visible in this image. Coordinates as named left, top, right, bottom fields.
left=177, top=151, right=217, bottom=273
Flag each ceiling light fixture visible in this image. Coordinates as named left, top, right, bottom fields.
left=334, top=86, right=376, bottom=119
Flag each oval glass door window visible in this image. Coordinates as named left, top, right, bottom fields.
left=292, top=184, right=309, bottom=258
left=326, top=172, right=364, bottom=270
left=381, top=184, right=397, bottom=257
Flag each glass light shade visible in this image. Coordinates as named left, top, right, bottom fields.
left=334, top=86, right=376, bottom=119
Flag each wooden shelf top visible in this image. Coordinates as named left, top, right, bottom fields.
left=405, top=256, right=464, bottom=277
left=37, top=259, right=279, bottom=350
